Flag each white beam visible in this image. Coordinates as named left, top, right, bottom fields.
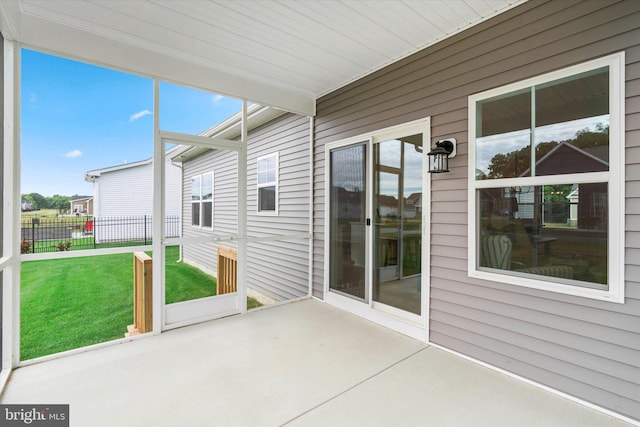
left=7, top=10, right=315, bottom=116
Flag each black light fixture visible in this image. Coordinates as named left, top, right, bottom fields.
left=427, top=138, right=456, bottom=173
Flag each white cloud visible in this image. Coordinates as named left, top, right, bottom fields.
left=129, top=109, right=153, bottom=122
left=64, top=149, right=82, bottom=158
left=212, top=94, right=224, bottom=104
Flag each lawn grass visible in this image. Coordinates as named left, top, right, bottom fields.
left=21, top=252, right=134, bottom=360
left=21, top=246, right=261, bottom=360
left=163, top=246, right=216, bottom=304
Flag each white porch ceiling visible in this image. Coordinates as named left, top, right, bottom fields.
left=0, top=0, right=525, bottom=115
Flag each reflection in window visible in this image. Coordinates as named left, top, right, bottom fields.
left=329, top=144, right=366, bottom=299
left=476, top=89, right=531, bottom=179
left=470, top=53, right=623, bottom=300
left=479, top=184, right=607, bottom=285
left=476, top=67, right=609, bottom=180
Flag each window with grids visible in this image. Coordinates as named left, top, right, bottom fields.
left=468, top=53, right=624, bottom=302
left=257, top=153, right=278, bottom=214
left=191, top=172, right=213, bottom=228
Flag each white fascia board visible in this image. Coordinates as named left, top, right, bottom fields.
left=0, top=1, right=20, bottom=40
left=172, top=105, right=286, bottom=162
left=200, top=103, right=264, bottom=138
left=86, top=144, right=185, bottom=180
left=202, top=104, right=286, bottom=139
left=11, top=11, right=315, bottom=116
left=85, top=158, right=151, bottom=181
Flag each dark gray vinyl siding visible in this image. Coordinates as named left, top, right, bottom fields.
left=314, top=0, right=640, bottom=421
left=182, top=113, right=310, bottom=301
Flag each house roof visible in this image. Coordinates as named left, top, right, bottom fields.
left=71, top=196, right=92, bottom=202
left=517, top=141, right=609, bottom=177
left=0, top=0, right=525, bottom=116
left=406, top=192, right=422, bottom=204
left=85, top=145, right=182, bottom=182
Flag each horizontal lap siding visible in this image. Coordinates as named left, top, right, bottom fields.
left=182, top=149, right=238, bottom=275
left=314, top=0, right=640, bottom=421
left=96, top=158, right=181, bottom=218
left=246, top=114, right=310, bottom=301
left=97, top=163, right=152, bottom=217
left=183, top=113, right=310, bottom=302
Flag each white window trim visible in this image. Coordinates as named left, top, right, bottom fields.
left=467, top=52, right=625, bottom=303
left=257, top=152, right=279, bottom=216
left=191, top=171, right=214, bottom=229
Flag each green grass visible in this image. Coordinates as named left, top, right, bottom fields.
left=21, top=252, right=134, bottom=360
left=21, top=246, right=261, bottom=360
left=21, top=209, right=60, bottom=219
left=163, top=246, right=216, bottom=304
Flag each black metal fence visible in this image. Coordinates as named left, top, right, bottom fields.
left=21, top=215, right=180, bottom=254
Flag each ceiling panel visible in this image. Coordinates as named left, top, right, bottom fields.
left=0, top=0, right=526, bottom=115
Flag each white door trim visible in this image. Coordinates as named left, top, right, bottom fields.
left=323, top=117, right=431, bottom=342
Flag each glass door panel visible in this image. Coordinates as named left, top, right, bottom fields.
left=373, top=135, right=423, bottom=315
left=329, top=143, right=367, bottom=301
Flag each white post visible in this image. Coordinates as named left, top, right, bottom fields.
left=3, top=39, right=19, bottom=369
left=152, top=79, right=163, bottom=333
left=238, top=101, right=248, bottom=313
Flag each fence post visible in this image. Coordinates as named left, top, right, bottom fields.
left=31, top=218, right=36, bottom=253
left=126, top=252, right=153, bottom=337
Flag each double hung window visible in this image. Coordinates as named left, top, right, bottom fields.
left=468, top=53, right=625, bottom=302
left=257, top=153, right=278, bottom=214
left=191, top=172, right=213, bottom=228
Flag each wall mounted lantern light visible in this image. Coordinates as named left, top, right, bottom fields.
left=427, top=138, right=456, bottom=173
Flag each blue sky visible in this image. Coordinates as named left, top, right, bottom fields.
left=21, top=49, right=242, bottom=197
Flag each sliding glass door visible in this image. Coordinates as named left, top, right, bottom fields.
left=372, top=135, right=423, bottom=315
left=328, top=143, right=368, bottom=301
left=327, top=122, right=427, bottom=323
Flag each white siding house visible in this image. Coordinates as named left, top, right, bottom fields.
left=85, top=148, right=182, bottom=242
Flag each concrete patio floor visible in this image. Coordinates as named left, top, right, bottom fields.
left=1, top=298, right=632, bottom=426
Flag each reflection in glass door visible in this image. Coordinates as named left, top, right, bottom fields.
left=327, top=132, right=424, bottom=317
left=373, top=135, right=423, bottom=315
left=328, top=143, right=367, bottom=301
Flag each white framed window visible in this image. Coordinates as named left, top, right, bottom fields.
left=191, top=172, right=213, bottom=228
left=468, top=52, right=625, bottom=303
left=257, top=153, right=278, bottom=215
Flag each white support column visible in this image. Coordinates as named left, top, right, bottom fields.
left=237, top=101, right=248, bottom=313
left=152, top=79, right=163, bottom=333
left=3, top=39, right=19, bottom=369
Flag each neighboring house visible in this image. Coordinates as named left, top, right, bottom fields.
left=404, top=192, right=421, bottom=219
left=171, top=105, right=310, bottom=304
left=20, top=200, right=32, bottom=211
left=70, top=195, right=93, bottom=215
left=84, top=147, right=182, bottom=241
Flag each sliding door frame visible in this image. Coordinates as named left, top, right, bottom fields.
left=324, top=117, right=431, bottom=342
